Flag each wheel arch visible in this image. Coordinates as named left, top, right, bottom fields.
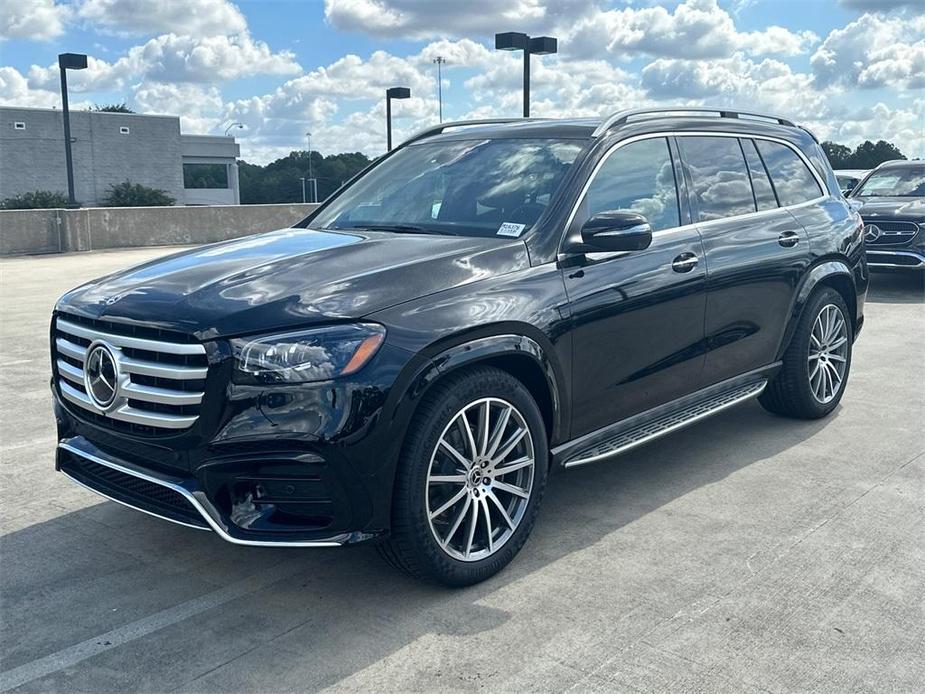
left=777, top=259, right=858, bottom=360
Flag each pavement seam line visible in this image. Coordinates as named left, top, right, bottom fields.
left=0, top=559, right=311, bottom=693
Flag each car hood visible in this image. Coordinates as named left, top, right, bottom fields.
left=56, top=227, right=530, bottom=340
left=855, top=197, right=925, bottom=220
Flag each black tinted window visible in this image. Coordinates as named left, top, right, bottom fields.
left=679, top=137, right=755, bottom=221
left=583, top=138, right=680, bottom=231
left=743, top=139, right=778, bottom=211
left=755, top=140, right=823, bottom=206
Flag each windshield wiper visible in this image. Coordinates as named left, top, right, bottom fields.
left=359, top=224, right=455, bottom=236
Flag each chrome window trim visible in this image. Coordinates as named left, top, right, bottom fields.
left=58, top=442, right=343, bottom=547
left=559, top=130, right=830, bottom=257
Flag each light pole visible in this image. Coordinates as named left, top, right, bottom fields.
left=305, top=131, right=317, bottom=203
left=385, top=87, right=411, bottom=151
left=58, top=52, right=88, bottom=208
left=433, top=56, right=446, bottom=123
left=224, top=122, right=244, bottom=136
left=494, top=32, right=558, bottom=117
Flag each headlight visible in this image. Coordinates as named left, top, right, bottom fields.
left=231, top=323, right=386, bottom=384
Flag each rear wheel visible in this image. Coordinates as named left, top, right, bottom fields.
left=760, top=286, right=853, bottom=419
left=378, top=366, right=548, bottom=586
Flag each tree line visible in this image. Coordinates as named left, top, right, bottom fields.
left=239, top=151, right=372, bottom=204
left=820, top=140, right=906, bottom=170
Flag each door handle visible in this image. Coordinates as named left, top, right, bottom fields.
left=778, top=230, right=800, bottom=247
left=671, top=252, right=698, bottom=273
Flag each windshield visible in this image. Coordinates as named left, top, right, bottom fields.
left=312, top=138, right=586, bottom=238
left=854, top=166, right=925, bottom=198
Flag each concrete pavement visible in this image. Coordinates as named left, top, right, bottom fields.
left=1, top=248, right=923, bottom=693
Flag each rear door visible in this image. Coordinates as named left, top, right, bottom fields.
left=677, top=135, right=821, bottom=385
left=563, top=136, right=707, bottom=438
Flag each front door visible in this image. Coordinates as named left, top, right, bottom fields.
left=563, top=136, right=707, bottom=439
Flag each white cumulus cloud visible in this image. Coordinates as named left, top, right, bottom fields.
left=0, top=0, right=70, bottom=41
left=76, top=0, right=248, bottom=36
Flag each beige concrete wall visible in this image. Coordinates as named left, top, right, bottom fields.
left=0, top=203, right=319, bottom=256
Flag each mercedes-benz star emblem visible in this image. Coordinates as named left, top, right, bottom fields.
left=85, top=343, right=119, bottom=409
left=864, top=224, right=881, bottom=243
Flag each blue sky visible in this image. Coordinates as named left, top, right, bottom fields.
left=1, top=0, right=922, bottom=163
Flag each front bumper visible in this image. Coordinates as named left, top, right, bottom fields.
left=57, top=435, right=354, bottom=546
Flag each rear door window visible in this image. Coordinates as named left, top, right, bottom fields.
left=678, top=137, right=756, bottom=222
left=742, top=139, right=779, bottom=211
left=754, top=140, right=823, bottom=207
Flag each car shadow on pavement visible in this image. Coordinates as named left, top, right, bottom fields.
left=866, top=271, right=924, bottom=304
left=0, top=399, right=840, bottom=691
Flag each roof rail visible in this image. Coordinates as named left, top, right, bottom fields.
left=402, top=118, right=550, bottom=146
left=592, top=107, right=796, bottom=137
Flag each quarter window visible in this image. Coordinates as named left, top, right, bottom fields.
left=742, top=139, right=778, bottom=211
left=755, top=140, right=823, bottom=207
left=679, top=136, right=756, bottom=222
left=582, top=137, right=680, bottom=232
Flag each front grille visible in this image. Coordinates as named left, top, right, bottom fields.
left=59, top=449, right=208, bottom=528
left=863, top=219, right=920, bottom=246
left=52, top=314, right=208, bottom=434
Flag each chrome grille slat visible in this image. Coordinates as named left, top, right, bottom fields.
left=60, top=381, right=199, bottom=430
left=120, top=356, right=208, bottom=380
left=122, top=382, right=204, bottom=406
left=56, top=359, right=85, bottom=385
left=56, top=318, right=206, bottom=355
left=56, top=338, right=86, bottom=361
left=53, top=316, right=207, bottom=433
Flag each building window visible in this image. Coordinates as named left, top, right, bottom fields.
left=119, top=126, right=130, bottom=134
left=183, top=163, right=229, bottom=189
left=14, top=122, right=26, bottom=130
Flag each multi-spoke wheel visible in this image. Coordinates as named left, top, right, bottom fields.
left=426, top=398, right=535, bottom=561
left=379, top=367, right=548, bottom=586
left=808, top=304, right=849, bottom=404
left=760, top=287, right=853, bottom=419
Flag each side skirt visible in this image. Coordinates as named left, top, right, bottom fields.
left=553, top=365, right=779, bottom=469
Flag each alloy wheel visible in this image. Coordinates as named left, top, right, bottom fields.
left=808, top=303, right=849, bottom=404
left=425, top=397, right=535, bottom=562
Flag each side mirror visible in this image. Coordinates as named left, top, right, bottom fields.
left=576, top=211, right=653, bottom=253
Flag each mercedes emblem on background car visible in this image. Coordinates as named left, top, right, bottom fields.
left=864, top=224, right=881, bottom=243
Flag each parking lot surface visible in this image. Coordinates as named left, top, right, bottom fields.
left=1, top=247, right=923, bottom=693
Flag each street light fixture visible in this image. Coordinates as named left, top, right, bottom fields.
left=58, top=52, right=88, bottom=208
left=305, top=131, right=317, bottom=203
left=494, top=32, right=558, bottom=117
left=224, top=122, right=244, bottom=136
left=385, top=87, right=411, bottom=151
left=433, top=56, right=446, bottom=123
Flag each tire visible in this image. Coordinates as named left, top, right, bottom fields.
left=378, top=366, right=549, bottom=586
left=760, top=286, right=853, bottom=419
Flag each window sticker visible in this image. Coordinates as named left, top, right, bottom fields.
left=497, top=222, right=526, bottom=237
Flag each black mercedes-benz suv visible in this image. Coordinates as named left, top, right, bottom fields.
left=849, top=160, right=925, bottom=271
left=51, top=108, right=867, bottom=585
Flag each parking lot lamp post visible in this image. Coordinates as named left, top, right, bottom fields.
left=386, top=87, right=411, bottom=151
left=58, top=53, right=88, bottom=208
left=494, top=33, right=558, bottom=117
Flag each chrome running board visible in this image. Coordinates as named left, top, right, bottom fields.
left=561, top=380, right=767, bottom=469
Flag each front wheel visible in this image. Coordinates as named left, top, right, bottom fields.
left=760, top=286, right=853, bottom=419
left=378, top=366, right=548, bottom=586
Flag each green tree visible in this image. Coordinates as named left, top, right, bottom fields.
left=821, top=141, right=852, bottom=169
left=850, top=140, right=906, bottom=169
left=92, top=103, right=134, bottom=113
left=238, top=150, right=372, bottom=204
left=101, top=181, right=175, bottom=207
left=0, top=190, right=69, bottom=209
